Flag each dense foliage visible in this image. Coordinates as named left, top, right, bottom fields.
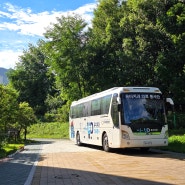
left=27, top=122, right=69, bottom=139
left=6, top=0, right=185, bottom=123
left=8, top=44, right=57, bottom=116
left=0, top=85, right=18, bottom=132
left=0, top=85, right=36, bottom=148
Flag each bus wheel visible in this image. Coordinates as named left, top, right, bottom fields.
left=103, top=133, right=110, bottom=152
left=76, top=132, right=81, bottom=146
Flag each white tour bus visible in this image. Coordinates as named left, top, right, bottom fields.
left=69, top=87, right=174, bottom=152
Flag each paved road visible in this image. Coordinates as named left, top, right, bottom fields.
left=31, top=140, right=185, bottom=185
left=1, top=139, right=185, bottom=185
left=0, top=139, right=99, bottom=185
left=0, top=142, right=42, bottom=185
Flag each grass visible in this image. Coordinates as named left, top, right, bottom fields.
left=168, top=135, right=185, bottom=153
left=0, top=144, right=24, bottom=158
left=27, top=122, right=69, bottom=139
left=159, top=129, right=185, bottom=153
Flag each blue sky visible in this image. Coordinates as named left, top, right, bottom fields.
left=0, top=0, right=97, bottom=69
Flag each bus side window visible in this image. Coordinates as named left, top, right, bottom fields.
left=101, top=95, right=112, bottom=114
left=111, top=93, right=119, bottom=128
left=71, top=106, right=76, bottom=118
left=91, top=98, right=101, bottom=116
left=83, top=102, right=90, bottom=117
left=76, top=104, right=84, bottom=118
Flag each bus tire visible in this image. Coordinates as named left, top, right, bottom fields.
left=76, top=132, right=81, bottom=146
left=102, top=133, right=110, bottom=152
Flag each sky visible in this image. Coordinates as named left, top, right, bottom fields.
left=0, top=0, right=97, bottom=69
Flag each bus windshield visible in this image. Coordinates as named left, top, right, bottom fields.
left=122, top=93, right=166, bottom=125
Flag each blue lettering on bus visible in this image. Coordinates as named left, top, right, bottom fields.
left=87, top=122, right=93, bottom=134
left=94, top=129, right=100, bottom=134
left=86, top=122, right=100, bottom=135
left=70, top=121, right=75, bottom=138
left=137, top=128, right=151, bottom=133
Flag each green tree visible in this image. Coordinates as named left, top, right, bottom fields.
left=157, top=1, right=185, bottom=104
left=87, top=0, right=126, bottom=91
left=119, top=0, right=169, bottom=86
left=0, top=85, right=19, bottom=132
left=43, top=14, right=89, bottom=101
left=8, top=43, right=56, bottom=116
left=88, top=0, right=185, bottom=106
left=17, top=102, right=36, bottom=140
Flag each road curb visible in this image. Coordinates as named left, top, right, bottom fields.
left=151, top=148, right=185, bottom=158
left=8, top=146, right=25, bottom=158
left=0, top=146, right=24, bottom=164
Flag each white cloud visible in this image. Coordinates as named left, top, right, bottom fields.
left=0, top=2, right=97, bottom=69
left=0, top=3, right=96, bottom=36
left=0, top=50, right=22, bottom=69
left=0, top=22, right=19, bottom=31
left=73, top=3, right=96, bottom=24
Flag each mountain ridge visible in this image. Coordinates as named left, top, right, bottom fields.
left=0, top=67, right=9, bottom=84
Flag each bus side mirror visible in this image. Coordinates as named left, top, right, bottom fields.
left=166, top=98, right=176, bottom=128
left=166, top=98, right=174, bottom=106
left=117, top=97, right=121, bottom=104
left=166, top=98, right=174, bottom=115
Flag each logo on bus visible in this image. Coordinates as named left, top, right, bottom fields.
left=86, top=122, right=100, bottom=135
left=136, top=128, right=159, bottom=135
left=70, top=121, right=75, bottom=138
left=87, top=122, right=93, bottom=134
left=137, top=128, right=151, bottom=134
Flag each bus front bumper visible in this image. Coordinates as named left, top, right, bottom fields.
left=119, top=138, right=168, bottom=148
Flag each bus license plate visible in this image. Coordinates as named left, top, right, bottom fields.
left=143, top=141, right=152, bottom=145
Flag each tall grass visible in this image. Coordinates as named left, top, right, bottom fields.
left=27, top=122, right=69, bottom=139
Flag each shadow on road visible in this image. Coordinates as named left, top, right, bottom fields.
left=0, top=150, right=39, bottom=185
left=32, top=165, right=172, bottom=185
left=77, top=143, right=185, bottom=160
left=28, top=138, right=56, bottom=145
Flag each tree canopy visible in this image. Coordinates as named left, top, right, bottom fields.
left=8, top=43, right=56, bottom=116
left=0, top=85, right=35, bottom=141
left=43, top=15, right=89, bottom=101
left=0, top=85, right=18, bottom=132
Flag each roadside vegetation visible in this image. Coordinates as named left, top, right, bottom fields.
left=0, top=143, right=24, bottom=158
left=26, top=122, right=69, bottom=139
left=162, top=130, right=185, bottom=153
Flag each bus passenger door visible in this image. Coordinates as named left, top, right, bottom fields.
left=111, top=93, right=121, bottom=147
left=83, top=101, right=91, bottom=142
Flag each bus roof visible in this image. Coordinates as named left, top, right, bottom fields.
left=71, top=87, right=161, bottom=106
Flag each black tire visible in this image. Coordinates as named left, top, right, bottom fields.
left=102, top=133, right=110, bottom=152
left=76, top=132, right=81, bottom=146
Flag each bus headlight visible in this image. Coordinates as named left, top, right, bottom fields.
left=122, top=131, right=130, bottom=140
